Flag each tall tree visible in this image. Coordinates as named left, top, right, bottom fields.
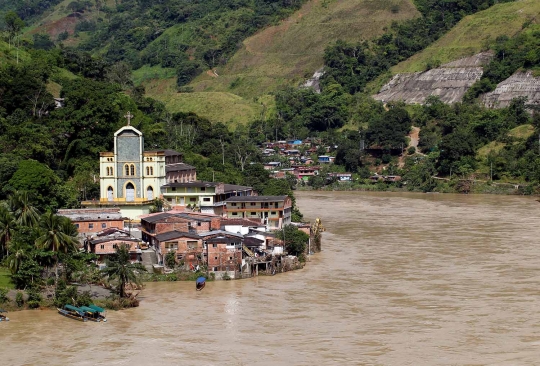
left=101, top=245, right=146, bottom=298
left=0, top=205, right=16, bottom=258
left=35, top=212, right=79, bottom=285
left=9, top=191, right=40, bottom=228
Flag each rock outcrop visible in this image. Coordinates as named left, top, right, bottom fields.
left=373, top=52, right=493, bottom=104
left=482, top=71, right=540, bottom=109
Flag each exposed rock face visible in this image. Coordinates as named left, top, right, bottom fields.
left=373, top=52, right=493, bottom=104
left=302, top=68, right=325, bottom=94
left=482, top=71, right=540, bottom=109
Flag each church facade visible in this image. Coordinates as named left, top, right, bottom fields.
left=99, top=125, right=166, bottom=204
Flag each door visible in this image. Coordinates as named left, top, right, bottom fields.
left=126, top=183, right=135, bottom=202
left=147, top=186, right=154, bottom=200
left=107, top=186, right=113, bottom=201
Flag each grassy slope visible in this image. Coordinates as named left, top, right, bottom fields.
left=145, top=0, right=419, bottom=125
left=393, top=0, right=540, bottom=73
left=0, top=267, right=13, bottom=289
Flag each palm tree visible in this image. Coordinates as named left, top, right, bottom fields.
left=35, top=212, right=79, bottom=285
left=101, top=245, right=146, bottom=298
left=6, top=239, right=30, bottom=274
left=0, top=206, right=16, bottom=258
left=9, top=191, right=40, bottom=227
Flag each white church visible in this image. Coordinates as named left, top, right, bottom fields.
left=82, top=113, right=197, bottom=219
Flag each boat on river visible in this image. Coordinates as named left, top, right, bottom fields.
left=57, top=305, right=87, bottom=322
left=81, top=304, right=107, bottom=322
left=0, top=309, right=9, bottom=321
left=196, top=276, right=206, bottom=291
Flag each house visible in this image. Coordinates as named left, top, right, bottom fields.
left=161, top=181, right=254, bottom=215
left=165, top=162, right=197, bottom=183
left=57, top=208, right=125, bottom=239
left=328, top=173, right=353, bottom=182
left=318, top=155, right=335, bottom=164
left=154, top=230, right=203, bottom=269
left=140, top=211, right=221, bottom=247
left=88, top=228, right=142, bottom=263
left=294, top=166, right=320, bottom=182
left=224, top=196, right=292, bottom=229
left=221, top=218, right=266, bottom=235
left=263, top=162, right=281, bottom=170
left=285, top=149, right=300, bottom=156
left=201, top=231, right=244, bottom=275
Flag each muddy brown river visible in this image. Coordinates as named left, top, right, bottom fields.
left=3, top=191, right=540, bottom=365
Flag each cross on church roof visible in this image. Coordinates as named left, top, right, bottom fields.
left=124, top=111, right=134, bottom=126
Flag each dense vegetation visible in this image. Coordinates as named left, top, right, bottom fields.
left=73, top=0, right=306, bottom=87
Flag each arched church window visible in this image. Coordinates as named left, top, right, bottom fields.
left=149, top=167, right=153, bottom=175
left=130, top=164, right=135, bottom=176
left=147, top=186, right=154, bottom=200
left=125, top=164, right=130, bottom=176
left=146, top=167, right=149, bottom=176
left=110, top=167, right=114, bottom=176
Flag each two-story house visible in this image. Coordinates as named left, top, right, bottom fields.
left=224, top=196, right=292, bottom=229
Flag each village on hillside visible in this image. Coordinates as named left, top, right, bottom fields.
left=60, top=116, right=324, bottom=280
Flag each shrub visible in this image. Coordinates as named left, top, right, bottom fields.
left=15, top=291, right=24, bottom=307
left=0, top=288, right=8, bottom=304
left=27, top=289, right=42, bottom=309
left=407, top=146, right=416, bottom=155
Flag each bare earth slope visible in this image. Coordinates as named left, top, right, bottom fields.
left=373, top=53, right=493, bottom=104
left=483, top=71, right=540, bottom=109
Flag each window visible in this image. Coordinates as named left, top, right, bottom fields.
left=110, top=167, right=114, bottom=176
left=190, top=198, right=196, bottom=202
left=203, top=198, right=210, bottom=202
left=271, top=211, right=276, bottom=215
left=213, top=267, right=218, bottom=271
left=150, top=167, right=153, bottom=175
left=229, top=257, right=233, bottom=260
left=200, top=187, right=205, bottom=192
left=197, top=222, right=202, bottom=226
left=251, top=212, right=256, bottom=215
left=130, top=164, right=135, bottom=176
left=113, top=244, right=117, bottom=249
left=100, top=245, right=104, bottom=249
left=250, top=202, right=256, bottom=206
left=214, top=256, right=218, bottom=260
left=187, top=241, right=197, bottom=250
left=89, top=223, right=94, bottom=229
left=232, top=212, right=238, bottom=216
left=212, top=244, right=217, bottom=248
left=75, top=223, right=79, bottom=229
left=125, top=164, right=130, bottom=176
left=171, top=187, right=176, bottom=191
left=102, top=223, right=106, bottom=228
left=231, top=203, right=237, bottom=207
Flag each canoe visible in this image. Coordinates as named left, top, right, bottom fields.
left=57, top=305, right=87, bottom=322
left=196, top=276, right=206, bottom=291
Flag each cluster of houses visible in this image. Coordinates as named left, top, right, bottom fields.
left=58, top=117, right=315, bottom=279
left=259, top=139, right=352, bottom=183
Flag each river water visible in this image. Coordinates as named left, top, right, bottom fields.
left=2, top=191, right=540, bottom=365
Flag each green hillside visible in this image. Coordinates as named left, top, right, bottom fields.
left=393, top=0, right=540, bottom=73
left=141, top=0, right=419, bottom=125
left=189, top=0, right=419, bottom=98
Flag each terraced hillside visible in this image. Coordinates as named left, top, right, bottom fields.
left=392, top=0, right=540, bottom=73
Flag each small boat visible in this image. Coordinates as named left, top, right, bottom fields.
left=0, top=309, right=9, bottom=322
left=196, top=276, right=206, bottom=291
left=80, top=305, right=107, bottom=322
left=57, top=305, right=87, bottom=322
left=87, top=304, right=107, bottom=322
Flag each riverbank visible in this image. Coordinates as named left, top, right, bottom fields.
left=298, top=178, right=534, bottom=195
